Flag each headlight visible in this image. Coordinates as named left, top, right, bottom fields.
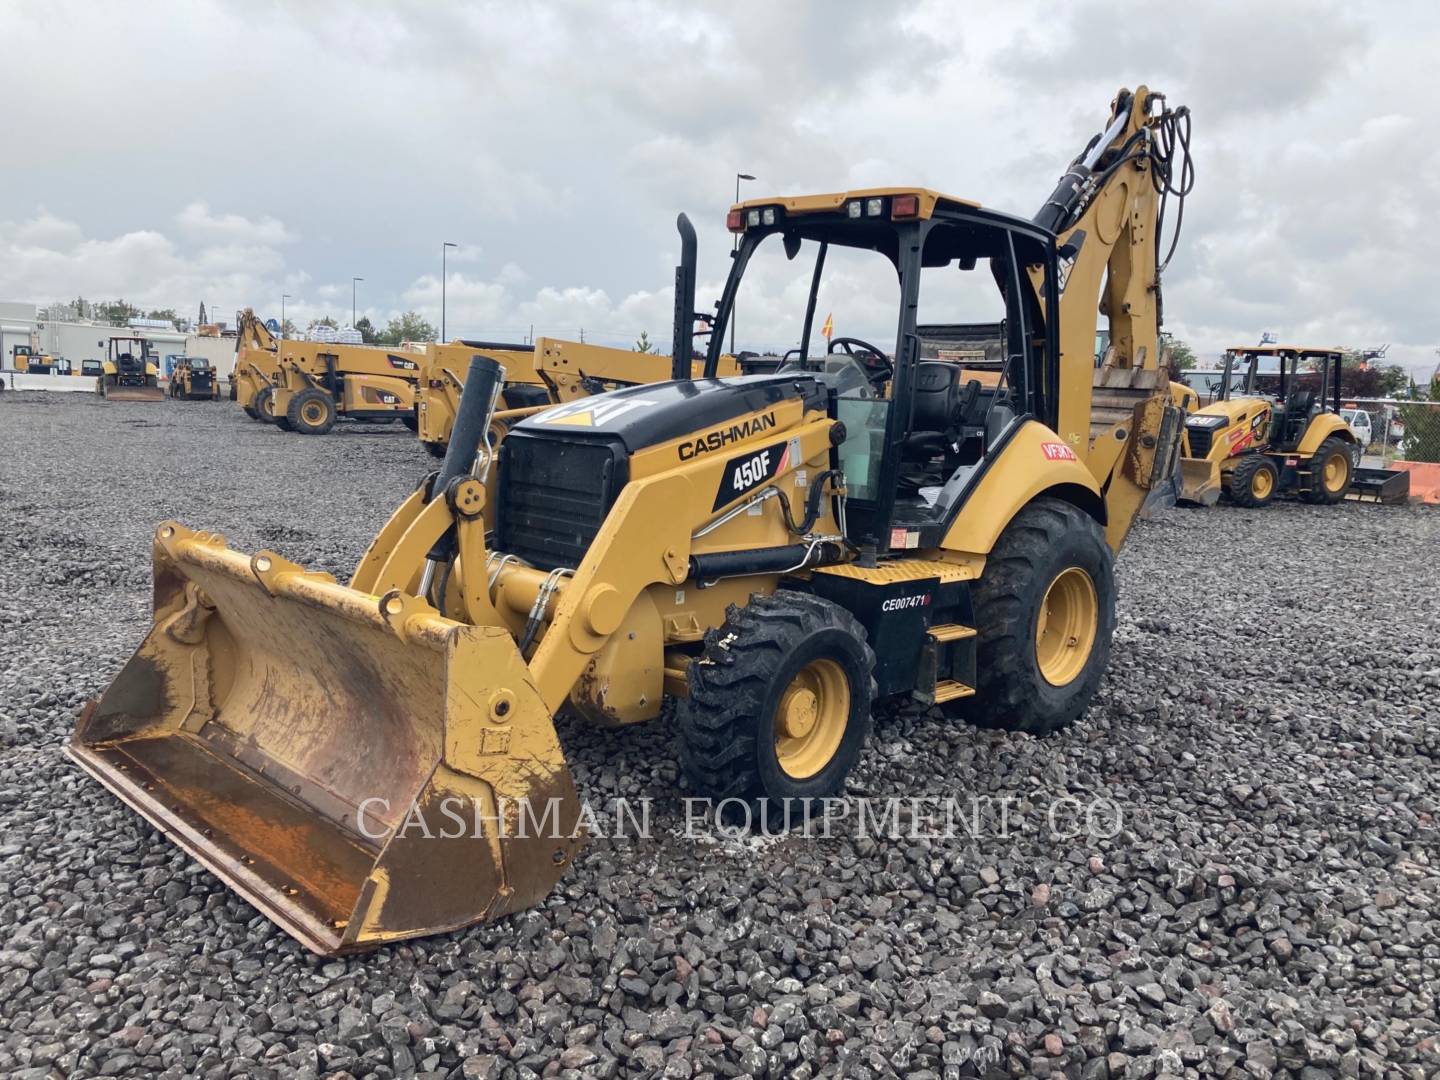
left=761, top=207, right=776, bottom=226
left=847, top=201, right=863, bottom=219
left=746, top=209, right=761, bottom=227
left=865, top=198, right=883, bottom=217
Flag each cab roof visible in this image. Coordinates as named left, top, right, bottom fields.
left=734, top=187, right=981, bottom=221
left=1226, top=345, right=1343, bottom=358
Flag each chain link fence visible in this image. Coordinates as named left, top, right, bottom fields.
left=1342, top=398, right=1440, bottom=464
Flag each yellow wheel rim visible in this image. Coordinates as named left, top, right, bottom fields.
left=774, top=658, right=849, bottom=780
left=1322, top=451, right=1348, bottom=493
left=302, top=401, right=326, bottom=424
left=1036, top=567, right=1099, bottom=687
left=261, top=397, right=273, bottom=417
left=1251, top=467, right=1274, bottom=500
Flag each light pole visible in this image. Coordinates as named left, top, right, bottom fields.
left=281, top=293, right=291, bottom=340
left=352, top=277, right=363, bottom=329
left=442, top=242, right=457, bottom=342
left=731, top=172, right=756, bottom=355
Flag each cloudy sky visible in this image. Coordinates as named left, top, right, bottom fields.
left=2, top=0, right=1437, bottom=376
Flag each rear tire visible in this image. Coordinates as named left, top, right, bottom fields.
left=1302, top=436, right=1352, bottom=504
left=402, top=414, right=419, bottom=432
left=287, top=388, right=337, bottom=435
left=678, top=592, right=875, bottom=808
left=1228, top=455, right=1277, bottom=507
left=254, top=386, right=277, bottom=422
left=949, top=498, right=1114, bottom=735
left=423, top=440, right=448, bottom=459
left=274, top=416, right=294, bottom=431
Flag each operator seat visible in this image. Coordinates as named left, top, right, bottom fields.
left=1281, top=389, right=1318, bottom=445
left=902, top=362, right=980, bottom=461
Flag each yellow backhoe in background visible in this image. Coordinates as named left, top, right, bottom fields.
left=415, top=336, right=738, bottom=457
left=232, top=309, right=282, bottom=419
left=1178, top=345, right=1370, bottom=506
left=71, top=86, right=1191, bottom=954
left=96, top=336, right=165, bottom=401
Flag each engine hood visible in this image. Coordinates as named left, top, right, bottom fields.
left=516, top=373, right=827, bottom=454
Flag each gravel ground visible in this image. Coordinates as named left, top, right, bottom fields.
left=1, top=390, right=1437, bottom=1080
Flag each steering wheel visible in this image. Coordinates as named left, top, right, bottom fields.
left=828, top=336, right=893, bottom=385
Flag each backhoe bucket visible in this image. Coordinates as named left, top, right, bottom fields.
left=68, top=523, right=583, bottom=955
left=1178, top=459, right=1222, bottom=507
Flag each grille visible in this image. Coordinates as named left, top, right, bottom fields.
left=496, top=436, right=627, bottom=570
left=1187, top=426, right=1214, bottom=457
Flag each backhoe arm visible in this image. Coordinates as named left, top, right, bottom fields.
left=1033, top=86, right=1193, bottom=547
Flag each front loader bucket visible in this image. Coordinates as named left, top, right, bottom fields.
left=102, top=381, right=166, bottom=402
left=1178, top=459, right=1222, bottom=507
left=68, top=523, right=583, bottom=955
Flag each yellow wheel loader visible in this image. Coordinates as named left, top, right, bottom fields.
left=232, top=308, right=281, bottom=420
left=1178, top=345, right=1359, bottom=507
left=168, top=356, right=222, bottom=401
left=96, top=336, right=165, bottom=401
left=70, top=86, right=1191, bottom=955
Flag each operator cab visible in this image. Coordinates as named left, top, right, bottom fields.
left=1221, top=345, right=1343, bottom=452
left=699, top=189, right=1058, bottom=554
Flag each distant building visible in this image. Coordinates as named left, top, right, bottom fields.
left=0, top=299, right=236, bottom=377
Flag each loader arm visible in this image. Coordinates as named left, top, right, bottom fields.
left=1032, top=86, right=1192, bottom=548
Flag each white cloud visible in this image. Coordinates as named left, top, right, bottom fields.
left=0, top=1, right=1436, bottom=376
left=176, top=202, right=293, bottom=245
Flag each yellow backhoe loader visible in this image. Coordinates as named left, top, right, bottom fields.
left=96, top=336, right=165, bottom=401
left=415, top=339, right=550, bottom=456
left=169, top=356, right=222, bottom=401
left=1177, top=345, right=1366, bottom=507
left=232, top=309, right=281, bottom=420
left=416, top=337, right=738, bottom=457
left=70, top=86, right=1191, bottom=954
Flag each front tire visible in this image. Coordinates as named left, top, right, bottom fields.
left=1228, top=455, right=1278, bottom=507
left=1302, top=436, right=1352, bottom=504
left=287, top=387, right=337, bottom=434
left=678, top=592, right=875, bottom=808
left=423, top=440, right=447, bottom=459
left=950, top=497, right=1115, bottom=735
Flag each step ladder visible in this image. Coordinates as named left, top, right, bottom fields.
left=927, top=624, right=976, bottom=702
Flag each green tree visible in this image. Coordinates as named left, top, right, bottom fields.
left=355, top=316, right=379, bottom=344
left=281, top=319, right=298, bottom=338
left=307, top=316, right=338, bottom=331
left=1160, top=333, right=1197, bottom=369
left=377, top=311, right=437, bottom=345
left=1334, top=351, right=1409, bottom=398
left=1397, top=402, right=1440, bottom=462
left=633, top=330, right=655, bottom=353
left=147, top=308, right=183, bottom=331
left=96, top=299, right=141, bottom=326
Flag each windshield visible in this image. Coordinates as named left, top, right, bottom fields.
left=189, top=358, right=210, bottom=369
left=720, top=235, right=899, bottom=364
